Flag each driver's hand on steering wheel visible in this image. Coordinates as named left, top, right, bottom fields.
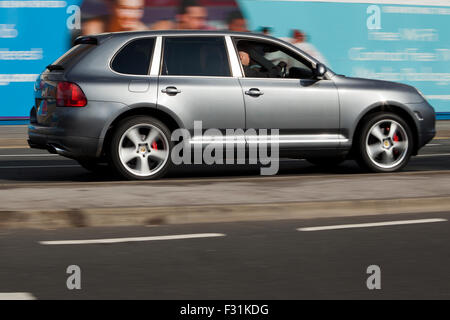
left=277, top=61, right=287, bottom=77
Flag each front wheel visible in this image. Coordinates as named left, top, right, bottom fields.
left=356, top=113, right=413, bottom=173
left=110, top=116, right=172, bottom=180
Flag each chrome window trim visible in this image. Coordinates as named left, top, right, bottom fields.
left=225, top=35, right=243, bottom=78
left=158, top=75, right=239, bottom=80
left=149, top=36, right=162, bottom=77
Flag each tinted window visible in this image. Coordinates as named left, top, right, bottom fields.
left=235, top=39, right=314, bottom=79
left=112, top=38, right=155, bottom=75
left=162, top=37, right=231, bottom=77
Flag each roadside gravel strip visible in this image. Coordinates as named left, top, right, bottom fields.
left=1, top=172, right=450, bottom=229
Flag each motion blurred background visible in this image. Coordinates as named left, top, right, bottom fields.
left=1, top=0, right=449, bottom=124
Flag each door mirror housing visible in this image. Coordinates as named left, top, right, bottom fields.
left=314, top=63, right=327, bottom=78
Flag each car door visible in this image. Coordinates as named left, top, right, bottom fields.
left=233, top=37, right=341, bottom=151
left=157, top=36, right=245, bottom=144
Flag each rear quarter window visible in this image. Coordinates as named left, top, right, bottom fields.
left=111, top=38, right=155, bottom=75
left=52, top=44, right=95, bottom=69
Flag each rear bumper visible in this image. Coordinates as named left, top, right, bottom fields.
left=28, top=127, right=101, bottom=159
left=27, top=100, right=127, bottom=159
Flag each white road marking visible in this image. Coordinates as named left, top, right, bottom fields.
left=39, top=233, right=226, bottom=245
left=297, top=218, right=447, bottom=232
left=417, top=153, right=450, bottom=157
left=0, top=292, right=36, bottom=300
left=0, top=165, right=79, bottom=169
left=425, top=144, right=441, bottom=146
left=0, top=154, right=60, bottom=157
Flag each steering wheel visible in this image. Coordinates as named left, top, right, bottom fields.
left=278, top=61, right=287, bottom=78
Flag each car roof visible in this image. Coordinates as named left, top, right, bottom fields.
left=92, top=30, right=281, bottom=43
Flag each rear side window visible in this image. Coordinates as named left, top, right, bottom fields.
left=161, top=37, right=231, bottom=77
left=112, top=38, right=155, bottom=75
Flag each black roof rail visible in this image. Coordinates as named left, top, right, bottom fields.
left=74, top=36, right=98, bottom=45
left=46, top=64, right=64, bottom=71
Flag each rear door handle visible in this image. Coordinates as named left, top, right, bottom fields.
left=161, top=86, right=181, bottom=95
left=245, top=88, right=264, bottom=97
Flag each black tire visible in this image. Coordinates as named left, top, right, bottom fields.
left=356, top=112, right=413, bottom=173
left=109, top=116, right=173, bottom=180
left=306, top=156, right=346, bottom=167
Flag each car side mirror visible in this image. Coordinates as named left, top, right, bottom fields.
left=314, top=63, right=327, bottom=78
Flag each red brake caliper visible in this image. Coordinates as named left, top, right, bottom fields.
left=151, top=141, right=158, bottom=150
left=393, top=133, right=399, bottom=142
left=393, top=133, right=399, bottom=154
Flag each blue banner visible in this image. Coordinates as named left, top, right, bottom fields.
left=0, top=0, right=81, bottom=122
left=239, top=0, right=450, bottom=118
left=1, top=0, right=449, bottom=122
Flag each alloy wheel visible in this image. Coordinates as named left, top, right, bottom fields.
left=365, top=119, right=409, bottom=169
left=118, top=124, right=170, bottom=177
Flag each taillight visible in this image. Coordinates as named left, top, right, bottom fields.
left=56, top=81, right=87, bottom=107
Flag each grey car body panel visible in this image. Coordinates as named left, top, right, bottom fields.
left=239, top=77, right=340, bottom=150
left=333, top=75, right=435, bottom=149
left=28, top=30, right=435, bottom=160
left=157, top=76, right=245, bottom=134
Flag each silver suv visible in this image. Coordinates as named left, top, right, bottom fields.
left=28, top=31, right=436, bottom=180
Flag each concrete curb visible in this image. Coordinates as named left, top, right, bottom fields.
left=1, top=196, right=450, bottom=229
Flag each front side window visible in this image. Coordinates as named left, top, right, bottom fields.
left=161, top=37, right=231, bottom=77
left=234, top=38, right=315, bottom=79
left=111, top=38, right=155, bottom=75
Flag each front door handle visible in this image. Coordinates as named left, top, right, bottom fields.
left=245, top=88, right=264, bottom=97
left=161, top=86, right=181, bottom=95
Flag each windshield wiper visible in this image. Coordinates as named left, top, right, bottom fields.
left=46, top=64, right=64, bottom=71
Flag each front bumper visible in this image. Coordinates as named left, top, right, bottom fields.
left=406, top=100, right=436, bottom=151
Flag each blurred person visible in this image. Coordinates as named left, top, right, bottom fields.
left=177, top=0, right=212, bottom=30
left=227, top=10, right=248, bottom=32
left=82, top=0, right=148, bottom=35
left=288, top=29, right=328, bottom=65
left=151, top=0, right=214, bottom=30
left=259, top=26, right=272, bottom=35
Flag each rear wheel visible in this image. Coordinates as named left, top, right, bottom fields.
left=110, top=116, right=172, bottom=180
left=356, top=112, right=413, bottom=172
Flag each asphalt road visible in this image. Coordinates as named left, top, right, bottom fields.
left=0, top=138, right=450, bottom=184
left=0, top=125, right=450, bottom=299
left=0, top=122, right=450, bottom=183
left=1, top=212, right=449, bottom=299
